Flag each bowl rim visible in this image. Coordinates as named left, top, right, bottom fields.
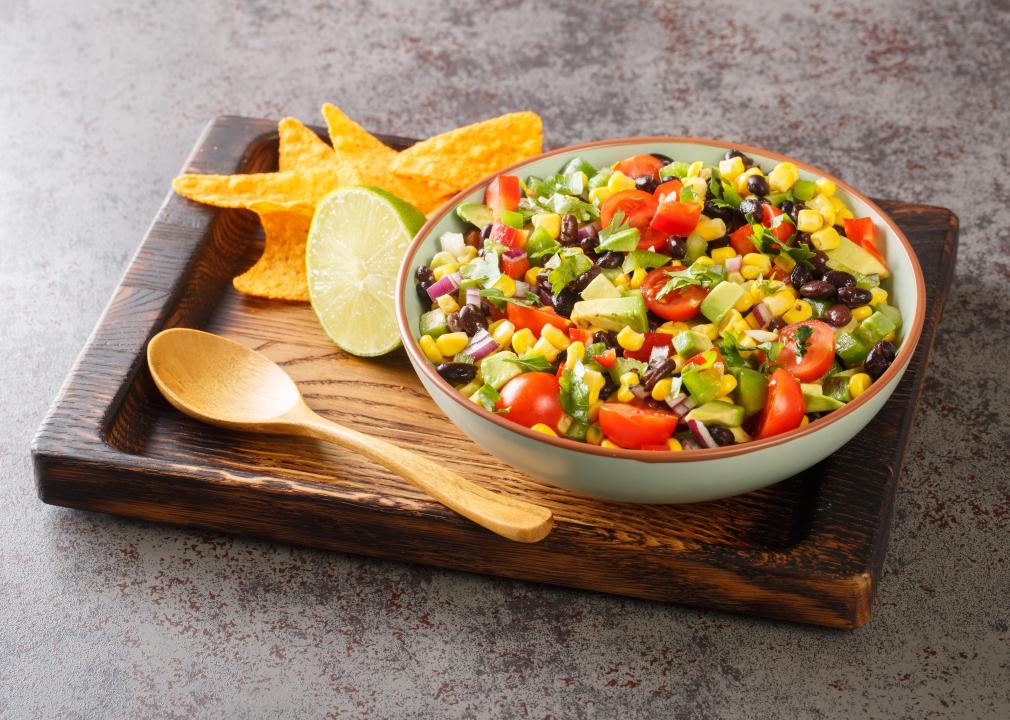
left=395, top=135, right=926, bottom=463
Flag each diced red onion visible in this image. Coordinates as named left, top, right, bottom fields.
left=724, top=256, right=743, bottom=272
left=465, top=329, right=498, bottom=360
left=426, top=271, right=460, bottom=301
left=751, top=302, right=774, bottom=328
left=681, top=438, right=701, bottom=451
left=688, top=419, right=719, bottom=449
left=440, top=232, right=466, bottom=257
left=504, top=248, right=527, bottom=261
left=514, top=280, right=531, bottom=297
left=630, top=384, right=649, bottom=400
left=649, top=343, right=671, bottom=363
left=465, top=287, right=482, bottom=306
left=667, top=394, right=697, bottom=418
left=745, top=329, right=777, bottom=343
left=577, top=222, right=600, bottom=241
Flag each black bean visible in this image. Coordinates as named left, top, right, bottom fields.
left=635, top=175, right=658, bottom=194
left=571, top=265, right=601, bottom=292
left=642, top=357, right=676, bottom=391
left=551, top=288, right=578, bottom=317
left=480, top=223, right=493, bottom=241
left=464, top=229, right=482, bottom=249
left=824, top=270, right=856, bottom=289
left=457, top=304, right=486, bottom=335
left=580, top=224, right=600, bottom=254
left=446, top=311, right=464, bottom=334
left=724, top=149, right=755, bottom=169
left=865, top=341, right=896, bottom=379
left=738, top=198, right=763, bottom=219
left=435, top=362, right=477, bottom=385
left=596, top=251, right=623, bottom=269
left=790, top=264, right=815, bottom=289
left=837, top=286, right=872, bottom=308
left=824, top=303, right=852, bottom=327
left=767, top=316, right=786, bottom=331
left=650, top=152, right=674, bottom=164
left=780, top=199, right=795, bottom=216
left=415, top=265, right=435, bottom=286
left=599, top=375, right=618, bottom=401
left=480, top=298, right=495, bottom=317
left=593, top=331, right=616, bottom=348
left=704, top=200, right=738, bottom=223
left=809, top=249, right=831, bottom=274
left=666, top=236, right=687, bottom=260
left=799, top=280, right=837, bottom=300
left=708, top=425, right=736, bottom=447
left=747, top=174, right=769, bottom=197
left=559, top=214, right=579, bottom=246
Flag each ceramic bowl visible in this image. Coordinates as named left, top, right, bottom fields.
left=395, top=138, right=925, bottom=503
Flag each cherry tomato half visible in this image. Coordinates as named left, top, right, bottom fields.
left=600, top=189, right=658, bottom=230
left=613, top=154, right=666, bottom=180
left=496, top=373, right=565, bottom=431
left=641, top=267, right=707, bottom=321
left=775, top=320, right=835, bottom=382
left=598, top=402, right=680, bottom=449
left=754, top=368, right=805, bottom=440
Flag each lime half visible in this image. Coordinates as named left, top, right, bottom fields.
left=306, top=187, right=426, bottom=357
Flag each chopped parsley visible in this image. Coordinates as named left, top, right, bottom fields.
left=460, top=249, right=502, bottom=288
left=473, top=383, right=503, bottom=413
left=558, top=359, right=592, bottom=424
left=596, top=211, right=640, bottom=252
left=544, top=249, right=593, bottom=292
left=794, top=325, right=814, bottom=358
left=503, top=354, right=553, bottom=373
left=656, top=261, right=725, bottom=299
left=479, top=287, right=542, bottom=311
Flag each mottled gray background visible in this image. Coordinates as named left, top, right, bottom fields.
left=2, top=0, right=1008, bottom=718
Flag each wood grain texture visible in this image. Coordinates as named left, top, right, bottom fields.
left=31, top=116, right=959, bottom=629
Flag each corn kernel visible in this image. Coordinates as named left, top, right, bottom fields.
left=882, top=331, right=896, bottom=343
left=682, top=176, right=708, bottom=201
left=849, top=372, right=872, bottom=398
left=531, top=212, right=561, bottom=240
left=617, top=326, right=645, bottom=351
left=532, top=336, right=560, bottom=362
left=556, top=415, right=573, bottom=434
left=740, top=265, right=762, bottom=281
left=718, top=374, right=738, bottom=398
left=586, top=424, right=604, bottom=445
left=601, top=439, right=621, bottom=449
left=718, top=156, right=745, bottom=181
left=672, top=354, right=686, bottom=372
left=742, top=252, right=772, bottom=274
left=524, top=266, right=543, bottom=286
left=491, top=274, right=517, bottom=297
left=800, top=415, right=810, bottom=427
left=810, top=226, right=841, bottom=252
left=616, top=387, right=635, bottom=403
left=564, top=341, right=585, bottom=370
left=773, top=253, right=796, bottom=272
left=491, top=320, right=515, bottom=347
left=457, top=380, right=482, bottom=398
left=816, top=178, right=837, bottom=197
left=541, top=323, right=570, bottom=350
left=651, top=377, right=674, bottom=401
left=629, top=266, right=648, bottom=290
left=837, top=207, right=855, bottom=222
left=584, top=369, right=605, bottom=405
left=511, top=328, right=536, bottom=355
left=436, top=294, right=460, bottom=314
left=710, top=246, right=737, bottom=264
left=657, top=321, right=691, bottom=335
left=436, top=332, right=469, bottom=357
left=768, top=162, right=799, bottom=192
left=432, top=262, right=459, bottom=281
left=727, top=271, right=745, bottom=284
left=806, top=194, right=832, bottom=214
left=686, top=160, right=705, bottom=178
left=870, top=287, right=888, bottom=306
left=667, top=438, right=683, bottom=451
left=430, top=250, right=457, bottom=268
left=612, top=273, right=630, bottom=290
left=764, top=287, right=798, bottom=317
left=587, top=401, right=602, bottom=423
left=694, top=323, right=720, bottom=340
left=419, top=335, right=444, bottom=363
left=607, top=170, right=636, bottom=192
left=456, top=245, right=478, bottom=264
left=530, top=423, right=557, bottom=436
left=819, top=206, right=836, bottom=229
left=783, top=299, right=814, bottom=324
left=620, top=372, right=640, bottom=387
left=693, top=255, right=715, bottom=267
left=851, top=306, right=872, bottom=322
left=829, top=196, right=847, bottom=214
left=796, top=209, right=823, bottom=233
left=589, top=186, right=615, bottom=205
left=734, top=285, right=759, bottom=312
left=695, top=216, right=727, bottom=241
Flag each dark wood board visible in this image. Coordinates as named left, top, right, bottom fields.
left=31, top=116, right=958, bottom=629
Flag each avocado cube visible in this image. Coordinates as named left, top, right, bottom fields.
left=580, top=273, right=622, bottom=301
left=825, top=236, right=889, bottom=279
left=682, top=367, right=722, bottom=404
left=479, top=351, right=523, bottom=390
left=801, top=383, right=846, bottom=413
left=685, top=401, right=746, bottom=428
left=673, top=330, right=713, bottom=359
left=455, top=202, right=494, bottom=228
left=570, top=295, right=649, bottom=333
left=855, top=310, right=897, bottom=347
left=419, top=309, right=449, bottom=338
left=835, top=331, right=870, bottom=367
left=729, top=367, right=768, bottom=418
left=700, top=281, right=746, bottom=324
left=823, top=375, right=853, bottom=403
left=807, top=298, right=832, bottom=320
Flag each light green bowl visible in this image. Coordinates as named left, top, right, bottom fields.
left=395, top=138, right=925, bottom=503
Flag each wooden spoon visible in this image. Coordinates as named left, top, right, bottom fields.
left=146, top=328, right=553, bottom=543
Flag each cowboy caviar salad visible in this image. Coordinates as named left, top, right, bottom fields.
left=413, top=148, right=902, bottom=451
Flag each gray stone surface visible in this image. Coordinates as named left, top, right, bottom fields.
left=2, top=0, right=1008, bottom=717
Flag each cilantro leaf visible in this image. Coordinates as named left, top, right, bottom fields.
left=656, top=261, right=725, bottom=299
left=479, top=287, right=542, bottom=311
left=558, top=362, right=591, bottom=424
left=794, top=325, right=814, bottom=358
left=716, top=332, right=748, bottom=369
left=596, top=210, right=640, bottom=252
left=472, top=383, right=502, bottom=412
left=545, top=248, right=593, bottom=292
left=756, top=340, right=784, bottom=372
left=622, top=249, right=672, bottom=274
left=460, top=249, right=502, bottom=289
left=503, top=354, right=553, bottom=373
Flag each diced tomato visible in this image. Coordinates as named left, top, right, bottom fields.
left=754, top=368, right=805, bottom=439
left=641, top=268, right=707, bottom=321
left=485, top=175, right=520, bottom=218
left=844, top=217, right=887, bottom=264
left=568, top=328, right=593, bottom=344
left=496, top=373, right=565, bottom=430
left=501, top=252, right=530, bottom=280
left=761, top=203, right=794, bottom=244
left=775, top=320, right=835, bottom=382
left=650, top=198, right=702, bottom=236
left=598, top=402, right=680, bottom=449
left=506, top=302, right=570, bottom=337
left=600, top=189, right=658, bottom=230
left=622, top=332, right=674, bottom=362
left=653, top=179, right=683, bottom=201
left=613, top=154, right=666, bottom=180
left=593, top=348, right=617, bottom=368
left=729, top=224, right=758, bottom=255
left=489, top=221, right=524, bottom=250
left=636, top=226, right=670, bottom=251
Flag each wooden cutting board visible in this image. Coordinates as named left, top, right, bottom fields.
left=32, top=116, right=958, bottom=628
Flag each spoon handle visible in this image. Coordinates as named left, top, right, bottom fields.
left=294, top=411, right=554, bottom=543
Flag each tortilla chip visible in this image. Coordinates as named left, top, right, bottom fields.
left=390, top=111, right=542, bottom=191
left=330, top=155, right=451, bottom=215
left=321, top=103, right=395, bottom=161
left=277, top=117, right=335, bottom=172
left=172, top=168, right=339, bottom=209
left=232, top=203, right=313, bottom=301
